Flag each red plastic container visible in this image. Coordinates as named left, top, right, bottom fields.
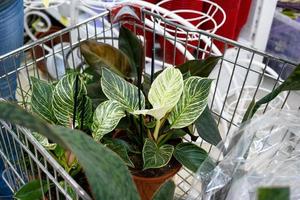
left=201, top=0, right=252, bottom=52
left=154, top=0, right=203, bottom=65
left=122, top=0, right=158, bottom=60
left=125, top=0, right=252, bottom=64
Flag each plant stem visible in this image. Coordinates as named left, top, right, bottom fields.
left=153, top=119, right=161, bottom=141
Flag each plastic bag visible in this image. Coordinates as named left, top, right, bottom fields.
left=188, top=110, right=300, bottom=200
left=266, top=11, right=300, bottom=79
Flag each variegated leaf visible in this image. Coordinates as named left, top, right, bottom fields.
left=30, top=77, right=56, bottom=123
left=168, top=77, right=212, bottom=129
left=101, top=68, right=145, bottom=112
left=52, top=73, right=92, bottom=128
left=92, top=100, right=126, bottom=141
left=142, top=139, right=174, bottom=170
left=134, top=67, right=183, bottom=120
left=32, top=132, right=56, bottom=150
left=133, top=107, right=170, bottom=121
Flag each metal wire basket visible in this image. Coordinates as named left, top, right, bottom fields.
left=0, top=4, right=299, bottom=200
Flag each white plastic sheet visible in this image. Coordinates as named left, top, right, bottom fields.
left=188, top=110, right=300, bottom=200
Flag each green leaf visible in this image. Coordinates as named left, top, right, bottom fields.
left=83, top=65, right=101, bottom=84
left=106, top=138, right=135, bottom=168
left=32, top=132, right=56, bottom=150
left=142, top=73, right=152, bottom=97
left=14, top=180, right=49, bottom=200
left=173, top=143, right=208, bottom=172
left=80, top=40, right=132, bottom=78
left=257, top=187, right=289, bottom=200
left=49, top=127, right=139, bottom=200
left=30, top=77, right=56, bottom=123
left=152, top=180, right=176, bottom=200
left=144, top=120, right=156, bottom=129
left=168, top=76, right=212, bottom=129
left=0, top=102, right=139, bottom=200
left=280, top=64, right=300, bottom=91
left=52, top=73, right=92, bottom=128
left=168, top=129, right=188, bottom=140
left=142, top=138, right=174, bottom=170
left=195, top=106, right=222, bottom=146
left=115, top=116, right=131, bottom=130
left=134, top=67, right=183, bottom=120
left=101, top=67, right=145, bottom=112
left=242, top=64, right=300, bottom=122
left=119, top=26, right=144, bottom=77
left=158, top=129, right=187, bottom=146
left=92, top=100, right=126, bottom=141
left=178, top=57, right=221, bottom=78
left=54, top=144, right=65, bottom=158
left=59, top=181, right=77, bottom=200
left=86, top=82, right=108, bottom=109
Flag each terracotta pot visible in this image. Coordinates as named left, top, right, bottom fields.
left=132, top=163, right=181, bottom=200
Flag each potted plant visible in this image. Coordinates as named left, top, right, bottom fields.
left=2, top=64, right=299, bottom=200
left=2, top=26, right=300, bottom=199
left=2, top=58, right=298, bottom=198
left=23, top=25, right=222, bottom=199
left=27, top=65, right=216, bottom=199
left=13, top=66, right=215, bottom=200
left=92, top=65, right=214, bottom=199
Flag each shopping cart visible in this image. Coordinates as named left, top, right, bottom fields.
left=0, top=3, right=299, bottom=200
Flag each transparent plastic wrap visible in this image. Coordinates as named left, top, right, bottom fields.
left=188, top=110, right=300, bottom=200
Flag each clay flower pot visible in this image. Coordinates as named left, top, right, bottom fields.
left=132, top=163, right=181, bottom=200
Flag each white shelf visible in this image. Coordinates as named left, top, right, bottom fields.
left=239, top=0, right=278, bottom=51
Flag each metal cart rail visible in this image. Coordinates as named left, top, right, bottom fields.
left=0, top=4, right=299, bottom=200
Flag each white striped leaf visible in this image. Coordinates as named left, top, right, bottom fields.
left=92, top=100, right=126, bottom=141
left=101, top=67, right=145, bottom=112
left=134, top=67, right=183, bottom=120
left=30, top=77, right=56, bottom=123
left=168, top=77, right=212, bottom=129
left=52, top=73, right=92, bottom=128
left=142, top=138, right=174, bottom=170
left=32, top=132, right=56, bottom=150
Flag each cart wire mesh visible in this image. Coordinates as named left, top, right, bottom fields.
left=0, top=6, right=299, bottom=200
